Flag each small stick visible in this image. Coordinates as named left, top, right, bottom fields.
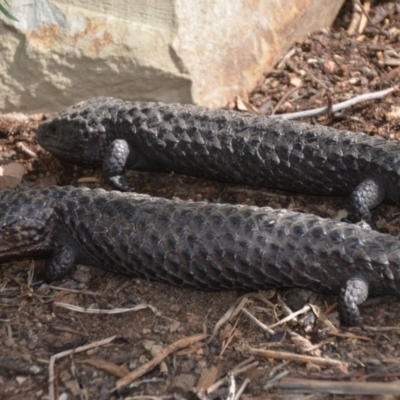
left=234, top=378, right=250, bottom=400
left=207, top=360, right=259, bottom=395
left=363, top=325, right=400, bottom=332
left=226, top=373, right=236, bottom=400
left=358, top=0, right=370, bottom=34
left=48, top=285, right=102, bottom=296
left=267, top=304, right=311, bottom=329
left=347, top=0, right=362, bottom=35
left=278, top=377, right=400, bottom=395
left=354, top=0, right=389, bottom=37
left=54, top=301, right=157, bottom=315
left=51, top=325, right=87, bottom=337
left=271, top=87, right=299, bottom=115
left=269, top=86, right=397, bottom=120
left=265, top=370, right=290, bottom=389
left=82, top=356, right=130, bottom=378
left=209, top=295, right=250, bottom=342
left=115, top=333, right=207, bottom=390
left=249, top=348, right=347, bottom=369
left=219, top=312, right=242, bottom=356
left=15, top=142, right=37, bottom=158
left=241, top=308, right=275, bottom=334
left=48, top=335, right=116, bottom=400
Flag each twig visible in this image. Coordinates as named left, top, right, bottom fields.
left=358, top=0, right=370, bottom=34
left=270, top=86, right=397, bottom=120
left=207, top=359, right=259, bottom=395
left=51, top=325, right=87, bottom=337
left=306, top=67, right=329, bottom=90
left=48, top=336, right=116, bottom=400
left=264, top=370, right=290, bottom=389
left=362, top=325, right=400, bottom=332
left=27, top=260, right=35, bottom=286
left=278, top=377, right=400, bottom=395
left=4, top=271, right=43, bottom=303
left=115, top=333, right=207, bottom=390
left=54, top=301, right=157, bottom=314
left=267, top=360, right=290, bottom=380
left=354, top=0, right=390, bottom=37
left=15, top=141, right=37, bottom=158
left=234, top=378, right=250, bottom=400
left=219, top=312, right=242, bottom=356
left=209, top=292, right=275, bottom=342
left=380, top=56, right=400, bottom=67
left=209, top=295, right=250, bottom=343
left=271, top=87, right=299, bottom=115
left=227, top=373, right=236, bottom=400
left=268, top=304, right=311, bottom=329
left=195, top=365, right=220, bottom=395
left=241, top=308, right=275, bottom=334
left=82, top=356, right=130, bottom=378
left=249, top=348, right=347, bottom=370
left=347, top=0, right=362, bottom=35
left=122, top=396, right=172, bottom=400
left=276, top=48, right=296, bottom=70
left=123, top=377, right=164, bottom=389
left=48, top=285, right=103, bottom=296
left=307, top=303, right=340, bottom=334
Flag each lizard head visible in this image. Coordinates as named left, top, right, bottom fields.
left=36, top=97, right=117, bottom=166
left=0, top=187, right=56, bottom=262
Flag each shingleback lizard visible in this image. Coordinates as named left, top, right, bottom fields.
left=2, top=185, right=400, bottom=327
left=37, top=96, right=400, bottom=223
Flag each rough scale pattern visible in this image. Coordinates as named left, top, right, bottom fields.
left=1, top=186, right=400, bottom=326
left=37, top=97, right=400, bottom=222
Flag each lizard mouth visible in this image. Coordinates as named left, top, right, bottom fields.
left=0, top=236, right=55, bottom=266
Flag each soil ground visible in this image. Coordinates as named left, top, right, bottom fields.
left=2, top=1, right=400, bottom=399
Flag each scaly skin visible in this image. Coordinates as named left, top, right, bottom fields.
left=37, top=97, right=400, bottom=222
left=1, top=186, right=400, bottom=326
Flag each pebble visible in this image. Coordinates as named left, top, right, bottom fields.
left=170, top=304, right=181, bottom=313
left=150, top=344, right=163, bottom=357
left=0, top=162, right=24, bottom=189
left=290, top=76, right=302, bottom=87
left=348, top=77, right=359, bottom=85
left=322, top=60, right=336, bottom=74
left=169, top=320, right=181, bottom=333
left=1, top=150, right=17, bottom=159
left=385, top=106, right=400, bottom=121
left=170, top=374, right=197, bottom=392
left=16, top=376, right=28, bottom=385
left=71, top=265, right=92, bottom=283
left=153, top=325, right=168, bottom=335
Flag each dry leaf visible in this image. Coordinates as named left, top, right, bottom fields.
left=236, top=96, right=261, bottom=115
left=290, top=332, right=321, bottom=356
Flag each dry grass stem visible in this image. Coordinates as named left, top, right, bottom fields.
left=249, top=348, right=347, bottom=371
left=278, top=377, right=400, bottom=395
left=241, top=308, right=274, bottom=334
left=270, top=86, right=397, bottom=120
left=48, top=335, right=116, bottom=400
left=115, top=333, right=207, bottom=390
left=206, top=360, right=259, bottom=395
left=54, top=301, right=156, bottom=314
